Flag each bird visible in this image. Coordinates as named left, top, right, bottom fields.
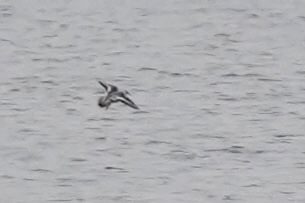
left=98, top=81, right=139, bottom=110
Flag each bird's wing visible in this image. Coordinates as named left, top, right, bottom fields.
left=116, top=94, right=139, bottom=110
left=98, top=81, right=118, bottom=94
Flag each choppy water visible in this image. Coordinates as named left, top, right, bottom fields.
left=1, top=0, right=305, bottom=202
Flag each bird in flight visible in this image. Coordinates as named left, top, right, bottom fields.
left=98, top=81, right=139, bottom=110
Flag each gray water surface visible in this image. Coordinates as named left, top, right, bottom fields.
left=1, top=0, right=305, bottom=202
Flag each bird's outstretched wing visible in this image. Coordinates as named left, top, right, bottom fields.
left=98, top=81, right=118, bottom=94
left=116, top=93, right=139, bottom=110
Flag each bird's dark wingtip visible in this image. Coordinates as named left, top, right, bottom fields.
left=127, top=100, right=140, bottom=110
left=128, top=104, right=139, bottom=110
left=98, top=81, right=107, bottom=90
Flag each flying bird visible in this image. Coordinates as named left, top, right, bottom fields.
left=98, top=81, right=139, bottom=110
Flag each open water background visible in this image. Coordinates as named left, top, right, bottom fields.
left=1, top=0, right=305, bottom=202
